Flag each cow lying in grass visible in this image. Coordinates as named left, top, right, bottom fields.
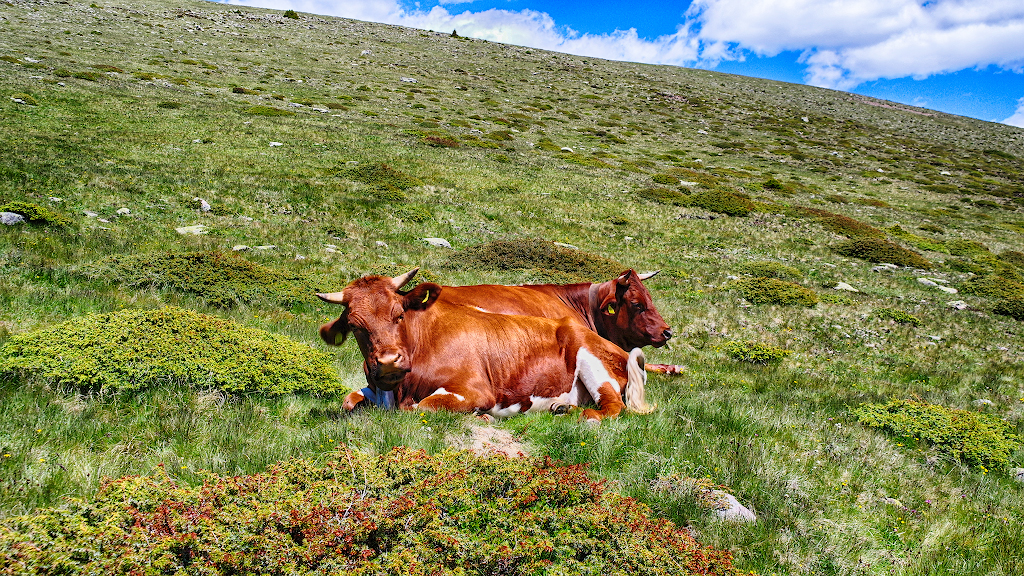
left=317, top=271, right=653, bottom=422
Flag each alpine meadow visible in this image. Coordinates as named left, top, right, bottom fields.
left=1, top=0, right=1024, bottom=574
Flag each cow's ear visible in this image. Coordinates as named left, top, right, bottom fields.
left=403, top=282, right=442, bottom=311
left=320, top=311, right=350, bottom=346
left=596, top=284, right=619, bottom=316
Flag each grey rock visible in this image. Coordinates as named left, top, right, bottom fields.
left=711, top=491, right=756, bottom=522
left=400, top=77, right=417, bottom=83
left=116, top=207, right=131, bottom=215
left=269, top=141, right=284, bottom=147
left=872, top=263, right=898, bottom=272
left=834, top=282, right=859, bottom=292
left=560, top=147, right=574, bottom=153
left=553, top=242, right=578, bottom=250
left=194, top=197, right=211, bottom=212
left=917, top=278, right=939, bottom=287
left=294, top=254, right=306, bottom=260
left=726, top=275, right=740, bottom=281
left=254, top=245, right=276, bottom=250
left=937, top=285, right=959, bottom=294
left=49, top=197, right=62, bottom=203
left=375, top=240, right=388, bottom=249
left=679, top=181, right=699, bottom=186
left=175, top=224, right=207, bottom=235
left=232, top=245, right=249, bottom=251
left=422, top=237, right=451, bottom=248
left=948, top=300, right=968, bottom=310
left=84, top=211, right=98, bottom=218
left=1, top=212, right=25, bottom=225
left=1012, top=468, right=1024, bottom=483
left=883, top=497, right=904, bottom=508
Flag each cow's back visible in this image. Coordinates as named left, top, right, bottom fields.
left=437, top=283, right=589, bottom=326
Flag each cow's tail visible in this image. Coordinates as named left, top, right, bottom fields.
left=625, top=348, right=655, bottom=414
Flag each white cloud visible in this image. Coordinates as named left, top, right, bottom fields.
left=1004, top=97, right=1024, bottom=128
left=688, top=0, right=1024, bottom=89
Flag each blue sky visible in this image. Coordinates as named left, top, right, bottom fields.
left=218, top=0, right=1024, bottom=127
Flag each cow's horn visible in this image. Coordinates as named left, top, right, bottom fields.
left=391, top=267, right=420, bottom=289
left=638, top=270, right=660, bottom=281
left=316, top=291, right=346, bottom=304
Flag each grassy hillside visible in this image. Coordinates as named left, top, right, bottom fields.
left=1, top=0, right=1023, bottom=573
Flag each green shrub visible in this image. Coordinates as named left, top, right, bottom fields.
left=877, top=307, right=922, bottom=326
left=422, top=134, right=460, bottom=148
left=997, top=251, right=1024, bottom=268
left=818, top=292, right=854, bottom=305
left=231, top=86, right=259, bottom=95
left=0, top=201, right=75, bottom=229
left=157, top=101, right=182, bottom=109
left=918, top=223, right=945, bottom=234
left=886, top=225, right=947, bottom=253
left=10, top=92, right=37, bottom=106
left=690, top=189, right=754, bottom=217
left=833, top=238, right=931, bottom=269
left=535, top=137, right=561, bottom=152
left=762, top=178, right=785, bottom=191
left=795, top=207, right=884, bottom=238
left=637, top=187, right=688, bottom=206
left=718, top=340, right=792, bottom=364
left=732, top=277, right=817, bottom=307
left=244, top=105, right=295, bottom=117
left=854, top=399, right=1020, bottom=469
left=651, top=173, right=680, bottom=185
left=283, top=9, right=298, bottom=18
left=0, top=307, right=342, bottom=394
left=737, top=261, right=803, bottom=280
left=959, top=274, right=1024, bottom=300
left=993, top=297, right=1024, bottom=320
left=344, top=163, right=421, bottom=191
left=945, top=239, right=990, bottom=256
left=84, top=251, right=316, bottom=308
left=486, top=130, right=514, bottom=141
left=447, top=238, right=625, bottom=283
left=0, top=448, right=735, bottom=575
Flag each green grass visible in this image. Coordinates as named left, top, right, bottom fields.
left=0, top=0, right=1022, bottom=573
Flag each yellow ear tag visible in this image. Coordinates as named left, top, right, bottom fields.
left=334, top=333, right=345, bottom=345
left=422, top=290, right=430, bottom=304
left=607, top=304, right=615, bottom=314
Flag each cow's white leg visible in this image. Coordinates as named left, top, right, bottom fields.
left=573, top=348, right=626, bottom=422
left=416, top=386, right=492, bottom=413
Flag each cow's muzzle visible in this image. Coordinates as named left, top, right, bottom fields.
left=368, top=352, right=409, bottom=390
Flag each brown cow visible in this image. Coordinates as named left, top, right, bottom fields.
left=317, top=270, right=653, bottom=422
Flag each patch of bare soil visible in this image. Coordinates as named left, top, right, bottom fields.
left=448, top=423, right=530, bottom=457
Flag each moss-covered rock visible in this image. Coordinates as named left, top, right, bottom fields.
left=854, top=399, right=1020, bottom=469
left=446, top=238, right=625, bottom=283
left=0, top=307, right=343, bottom=394
left=833, top=238, right=931, bottom=269
left=732, top=277, right=817, bottom=307
left=85, top=251, right=316, bottom=308
left=690, top=189, right=754, bottom=217
left=737, top=261, right=803, bottom=280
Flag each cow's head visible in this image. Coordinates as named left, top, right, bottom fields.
left=592, top=269, right=672, bottom=350
left=317, top=267, right=441, bottom=390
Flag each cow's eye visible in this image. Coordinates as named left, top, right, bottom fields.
left=633, top=302, right=646, bottom=312
left=395, top=313, right=404, bottom=323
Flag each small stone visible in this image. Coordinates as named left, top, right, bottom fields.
left=947, top=300, right=968, bottom=310
left=940, top=171, right=951, bottom=175
left=49, top=197, right=62, bottom=203
left=84, top=211, right=98, bottom=218
left=553, top=242, right=578, bottom=250
left=1, top=212, right=25, bottom=225
left=872, top=263, right=898, bottom=272
left=877, top=168, right=885, bottom=173
left=917, top=278, right=938, bottom=287
left=97, top=218, right=110, bottom=223
left=254, top=245, right=276, bottom=250
left=834, top=282, right=859, bottom=292
left=400, top=77, right=417, bottom=83
left=232, top=244, right=249, bottom=251
left=194, top=197, right=211, bottom=212
left=726, top=275, right=740, bottom=280
left=175, top=224, right=207, bottom=235
left=361, top=49, right=372, bottom=55
left=972, top=399, right=994, bottom=407
left=560, top=147, right=574, bottom=153
left=927, top=335, right=942, bottom=341
left=937, top=286, right=958, bottom=294
left=679, top=181, right=698, bottom=186
left=269, top=141, right=284, bottom=147
left=1012, top=468, right=1024, bottom=483
left=294, top=254, right=306, bottom=260
left=422, top=237, right=451, bottom=248
left=711, top=491, right=756, bottom=523
left=697, top=129, right=708, bottom=135
left=116, top=208, right=130, bottom=215
left=238, top=215, right=253, bottom=222
left=375, top=240, right=388, bottom=249
left=883, top=497, right=904, bottom=508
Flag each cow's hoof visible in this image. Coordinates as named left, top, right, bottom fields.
left=476, top=413, right=495, bottom=423
left=550, top=403, right=571, bottom=416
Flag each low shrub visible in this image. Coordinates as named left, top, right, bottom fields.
left=157, top=101, right=183, bottom=109
left=737, top=261, right=803, bottom=280
left=818, top=292, right=854, bottom=305
left=344, top=163, right=421, bottom=192
left=651, top=173, right=680, bottom=185
left=637, top=187, right=689, bottom=206
left=231, top=86, right=259, bottom=94
left=959, top=274, right=1024, bottom=300
left=718, top=340, right=792, bottom=364
left=422, top=134, right=459, bottom=148
left=0, top=201, right=75, bottom=229
left=732, top=277, right=818, bottom=307
left=0, top=306, right=342, bottom=394
left=534, top=137, right=561, bottom=152
left=918, top=223, right=945, bottom=234
left=689, top=189, right=754, bottom=217
left=886, top=225, right=947, bottom=253
left=245, top=105, right=295, bottom=117
left=0, top=448, right=735, bottom=575
left=283, top=9, right=298, bottom=18
left=993, top=296, right=1024, bottom=320
left=795, top=207, right=884, bottom=238
left=876, top=307, right=922, bottom=326
left=854, top=399, right=1020, bottom=469
left=447, top=238, right=625, bottom=283
left=997, top=250, right=1024, bottom=268
left=10, top=92, right=37, bottom=106
left=833, top=238, right=931, bottom=269
left=945, top=239, right=990, bottom=256
left=84, top=251, right=316, bottom=307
